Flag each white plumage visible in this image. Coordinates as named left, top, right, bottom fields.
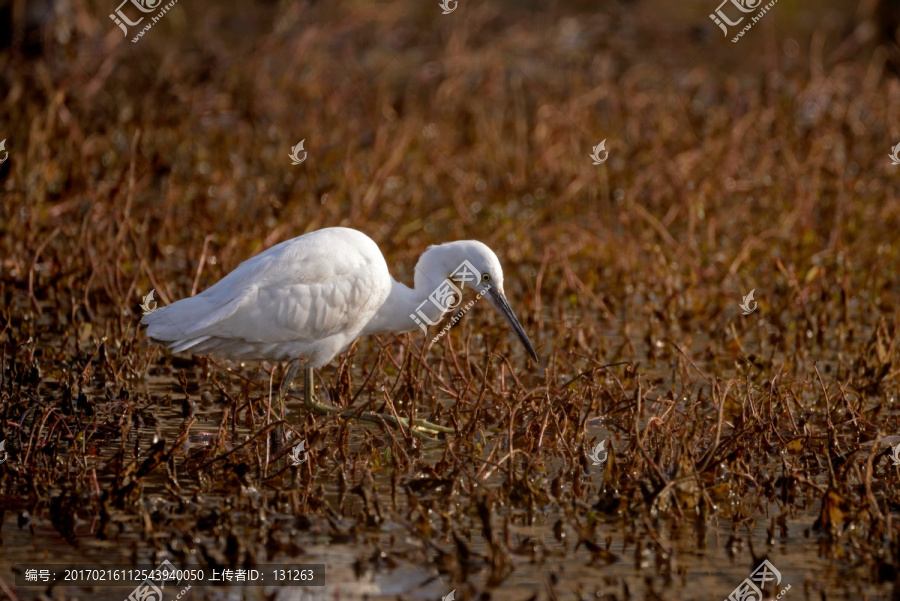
left=143, top=228, right=390, bottom=365
left=142, top=227, right=538, bottom=368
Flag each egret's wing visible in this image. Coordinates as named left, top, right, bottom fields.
left=209, top=271, right=382, bottom=344
left=143, top=229, right=389, bottom=350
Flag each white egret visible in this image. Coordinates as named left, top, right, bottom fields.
left=141, top=227, right=538, bottom=436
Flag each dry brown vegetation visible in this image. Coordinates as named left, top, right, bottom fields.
left=2, top=0, right=900, bottom=599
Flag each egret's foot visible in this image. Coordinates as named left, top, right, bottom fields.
left=305, top=393, right=342, bottom=416
left=294, top=365, right=451, bottom=440
left=344, top=408, right=453, bottom=435
left=310, top=393, right=451, bottom=440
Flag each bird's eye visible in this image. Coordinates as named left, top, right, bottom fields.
left=482, top=273, right=491, bottom=282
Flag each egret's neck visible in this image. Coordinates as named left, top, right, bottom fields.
left=362, top=278, right=449, bottom=336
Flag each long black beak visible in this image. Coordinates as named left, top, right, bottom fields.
left=488, top=287, right=538, bottom=362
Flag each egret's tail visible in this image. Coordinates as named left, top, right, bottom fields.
left=140, top=295, right=223, bottom=353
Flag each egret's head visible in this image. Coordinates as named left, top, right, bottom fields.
left=415, top=240, right=538, bottom=362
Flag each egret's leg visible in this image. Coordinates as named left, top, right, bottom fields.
left=279, top=360, right=301, bottom=401
left=272, top=360, right=302, bottom=446
left=303, top=366, right=311, bottom=408
left=303, top=367, right=341, bottom=415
